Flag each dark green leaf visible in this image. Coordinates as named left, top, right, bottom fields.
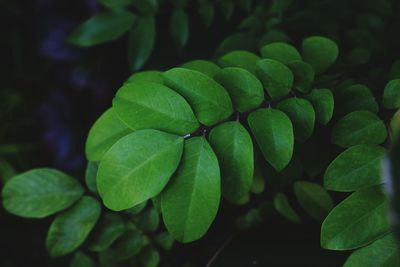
left=97, top=130, right=184, bottom=211
left=250, top=164, right=265, bottom=194
left=70, top=252, right=96, bottom=267
left=170, top=9, right=189, bottom=48
left=215, top=33, right=258, bottom=58
left=181, top=60, right=221, bottom=78
left=382, top=79, right=400, bottom=109
left=219, top=1, right=234, bottom=20
left=163, top=68, right=233, bottom=126
left=134, top=206, right=159, bottom=233
left=161, top=137, right=221, bottom=243
left=260, top=42, right=301, bottom=64
left=287, top=61, right=315, bottom=93
left=218, top=50, right=260, bottom=74
left=335, top=84, right=379, bottom=115
left=302, top=36, right=339, bottom=74
left=273, top=193, right=301, bottom=223
left=112, top=229, right=147, bottom=260
left=248, top=108, right=294, bottom=171
left=85, top=161, right=98, bottom=194
left=331, top=111, right=387, bottom=148
left=98, top=0, right=133, bottom=9
left=46, top=196, right=101, bottom=257
left=306, top=88, right=334, bottom=125
left=139, top=246, right=160, bottom=267
left=198, top=4, right=215, bottom=27
left=154, top=232, right=174, bottom=251
left=2, top=168, right=83, bottom=218
left=132, top=0, right=158, bottom=14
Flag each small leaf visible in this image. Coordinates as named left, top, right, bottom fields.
left=219, top=1, right=234, bottom=20
left=139, top=246, right=160, bottom=267
left=321, top=185, right=390, bottom=250
left=260, top=42, right=302, bottom=64
left=391, top=109, right=400, bottom=139
left=170, top=9, right=189, bottom=48
left=209, top=121, right=254, bottom=203
left=302, top=36, right=339, bottom=74
left=335, top=84, right=379, bottom=115
left=154, top=232, right=174, bottom=251
left=161, top=137, right=221, bottom=243
left=343, top=233, right=400, bottom=267
left=259, top=30, right=291, bottom=47
left=85, top=161, right=98, bottom=194
left=324, top=144, right=386, bottom=192
left=250, top=164, right=265, bottom=194
left=382, top=79, right=400, bottom=109
left=2, top=168, right=83, bottom=218
left=181, top=60, right=221, bottom=78
left=113, top=81, right=199, bottom=135
left=132, top=0, right=158, bottom=14
left=248, top=108, right=294, bottom=171
left=331, top=111, right=387, bottom=148
left=256, top=59, right=294, bottom=99
left=125, top=71, right=163, bottom=84
left=112, top=229, right=147, bottom=260
left=97, top=130, right=184, bottom=211
left=70, top=252, right=96, bottom=267
left=294, top=181, right=334, bottom=221
left=273, top=193, right=301, bottom=223
left=218, top=50, right=260, bottom=74
left=128, top=15, right=156, bottom=71
left=198, top=3, right=215, bottom=27
left=68, top=10, right=135, bottom=47
left=287, top=61, right=315, bottom=93
left=215, top=33, right=257, bottom=56
left=85, top=108, right=132, bottom=161
left=389, top=60, right=400, bottom=79
left=306, top=88, right=334, bottom=125
left=134, top=206, right=160, bottom=233
left=163, top=68, right=233, bottom=126
left=214, top=67, right=264, bottom=112
left=277, top=97, right=315, bottom=142
left=46, top=196, right=101, bottom=257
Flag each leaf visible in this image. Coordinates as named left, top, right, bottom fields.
left=97, top=0, right=133, bottom=9
left=46, top=196, right=101, bottom=257
left=170, top=9, right=189, bottom=48
left=306, top=88, right=334, bottom=125
left=209, top=121, right=254, bottom=203
left=248, top=108, right=294, bottom=171
left=219, top=1, right=234, bottom=20
left=259, top=30, right=291, bottom=47
left=85, top=108, right=132, bottom=161
left=85, top=161, right=98, bottom=194
left=382, top=79, right=400, bottom=109
left=335, top=84, right=379, bottom=115
left=134, top=206, right=160, bottom=232
left=218, top=50, right=260, bottom=74
left=391, top=109, right=400, bottom=139
left=125, top=71, right=163, bottom=84
left=287, top=61, right=315, bottom=93
left=68, top=10, right=136, bottom=47
left=302, top=36, right=339, bottom=74
left=198, top=3, right=215, bottom=27
left=163, top=68, right=233, bottom=126
left=112, top=229, right=147, bottom=260
left=161, top=137, right=221, bottom=243
left=97, top=130, right=184, bottom=211
left=89, top=212, right=126, bottom=252
left=294, top=181, right=334, bottom=221
left=321, top=186, right=390, bottom=250
left=324, top=145, right=386, bottom=192
left=260, top=42, right=302, bottom=64
left=331, top=111, right=387, bottom=148
left=277, top=97, right=315, bottom=142
left=128, top=15, right=156, bottom=71
left=2, top=168, right=83, bottom=218
left=256, top=59, right=294, bottom=99
left=70, top=252, right=96, bottom=267
left=343, top=233, right=400, bottom=267
left=214, top=67, right=264, bottom=112
left=273, top=193, right=301, bottom=223
left=132, top=0, right=158, bottom=14
left=0, top=159, right=16, bottom=183
left=389, top=60, right=400, bottom=79
left=155, top=232, right=174, bottom=251
left=250, top=164, right=265, bottom=194
left=181, top=60, right=221, bottom=78
left=139, top=246, right=160, bottom=267
left=113, top=81, right=199, bottom=135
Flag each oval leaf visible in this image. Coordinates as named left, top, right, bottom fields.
left=260, top=42, right=302, bottom=64
left=181, top=60, right=221, bottom=78
left=287, top=60, right=315, bottom=93
left=302, top=36, right=339, bottom=74
left=335, top=84, right=379, bottom=115
left=126, top=71, right=164, bottom=84
left=273, top=192, right=301, bottom=223
left=218, top=50, right=260, bottom=74
left=382, top=79, right=400, bottom=109
left=306, top=88, right=334, bottom=125
left=70, top=252, right=96, bottom=267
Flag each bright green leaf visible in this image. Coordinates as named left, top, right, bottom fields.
left=306, top=88, right=334, bottom=125
left=125, top=71, right=164, bottom=84
left=198, top=3, right=215, bottom=27
left=181, top=60, right=221, bottom=78
left=302, top=36, right=339, bottom=74
left=139, top=246, right=160, bottom=267
left=260, top=42, right=302, bottom=64
left=154, top=232, right=174, bottom=251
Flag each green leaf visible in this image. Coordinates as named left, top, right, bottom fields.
left=128, top=15, right=156, bottom=71
left=198, top=3, right=215, bottom=27
left=68, top=10, right=135, bottom=47
left=209, top=121, right=254, bottom=203
left=155, top=232, right=174, bottom=251
left=277, top=97, right=315, bottom=142
left=215, top=33, right=257, bottom=57
left=321, top=186, right=390, bottom=250
left=97, top=130, right=184, bottom=211
left=97, top=0, right=133, bottom=9
left=170, top=9, right=189, bottom=48
left=89, top=212, right=126, bottom=252
left=259, top=30, right=291, bottom=48
left=294, top=181, right=333, bottom=221
left=125, top=71, right=164, bottom=84
left=139, top=246, right=160, bottom=267
left=389, top=60, right=400, bottom=79
left=2, top=168, right=83, bottom=218
left=218, top=50, right=260, bottom=75
left=125, top=201, right=148, bottom=216
left=85, top=108, right=132, bottom=161
left=273, top=193, right=301, bottom=223
left=163, top=68, right=233, bottom=126
left=70, top=252, right=96, bottom=267
left=134, top=206, right=160, bottom=233
left=250, top=164, right=265, bottom=194
left=256, top=59, right=294, bottom=99
left=343, top=233, right=400, bottom=267
left=248, top=108, right=294, bottom=171
left=219, top=1, right=234, bottom=20
left=287, top=61, right=315, bottom=93
left=112, top=229, right=147, bottom=260
left=324, top=145, right=386, bottom=192
left=391, top=109, right=400, bottom=139
left=301, top=36, right=339, bottom=74
left=113, top=81, right=199, bottom=135
left=335, top=84, right=379, bottom=115
left=260, top=42, right=302, bottom=64
left=382, top=79, right=400, bottom=109
left=85, top=161, right=98, bottom=194
left=132, top=0, right=158, bottom=14
left=305, top=88, right=334, bottom=125
left=331, top=111, right=387, bottom=148
left=161, top=137, right=221, bottom=243
left=214, top=67, right=264, bottom=112
left=46, top=196, right=101, bottom=257
left=181, top=60, right=221, bottom=78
